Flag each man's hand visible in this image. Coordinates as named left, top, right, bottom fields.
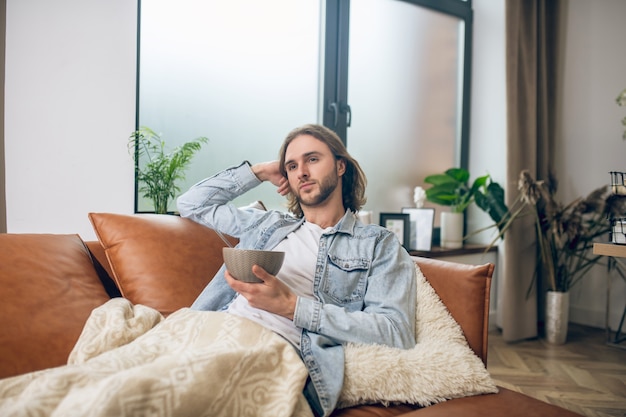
left=251, top=161, right=290, bottom=196
left=225, top=265, right=297, bottom=320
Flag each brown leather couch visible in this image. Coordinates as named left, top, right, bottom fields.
left=0, top=213, right=581, bottom=416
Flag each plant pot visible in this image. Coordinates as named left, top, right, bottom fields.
left=440, top=212, right=463, bottom=249
left=545, top=291, right=569, bottom=344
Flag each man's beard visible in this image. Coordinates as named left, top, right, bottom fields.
left=296, top=169, right=339, bottom=208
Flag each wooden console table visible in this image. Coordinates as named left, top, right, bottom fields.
left=593, top=243, right=626, bottom=348
left=409, top=243, right=497, bottom=259
left=593, top=242, right=626, bottom=258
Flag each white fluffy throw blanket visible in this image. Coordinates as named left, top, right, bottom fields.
left=0, top=264, right=496, bottom=416
left=339, top=264, right=498, bottom=408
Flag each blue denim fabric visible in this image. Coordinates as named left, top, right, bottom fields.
left=177, top=161, right=416, bottom=417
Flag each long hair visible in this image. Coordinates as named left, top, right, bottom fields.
left=278, top=124, right=367, bottom=218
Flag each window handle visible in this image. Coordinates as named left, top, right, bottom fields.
left=328, top=101, right=339, bottom=127
left=341, top=103, right=352, bottom=127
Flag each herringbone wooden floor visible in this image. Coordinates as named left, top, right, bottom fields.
left=488, top=324, right=626, bottom=417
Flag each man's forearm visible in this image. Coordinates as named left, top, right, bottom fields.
left=177, top=161, right=261, bottom=218
left=251, top=161, right=274, bottom=182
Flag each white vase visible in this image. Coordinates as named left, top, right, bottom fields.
left=440, top=212, right=464, bottom=249
left=545, top=291, right=570, bottom=345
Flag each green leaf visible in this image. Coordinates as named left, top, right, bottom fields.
left=475, top=182, right=509, bottom=233
left=424, top=168, right=473, bottom=212
left=444, top=168, right=470, bottom=183
left=424, top=173, right=459, bottom=186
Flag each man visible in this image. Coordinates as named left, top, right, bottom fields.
left=177, top=124, right=416, bottom=417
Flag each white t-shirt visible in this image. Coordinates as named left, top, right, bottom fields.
left=227, top=221, right=328, bottom=348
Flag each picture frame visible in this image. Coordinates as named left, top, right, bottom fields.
left=402, top=207, right=435, bottom=251
left=379, top=212, right=411, bottom=250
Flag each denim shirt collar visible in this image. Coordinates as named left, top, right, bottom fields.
left=316, top=209, right=356, bottom=237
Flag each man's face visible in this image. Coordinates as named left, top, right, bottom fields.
left=283, top=134, right=345, bottom=208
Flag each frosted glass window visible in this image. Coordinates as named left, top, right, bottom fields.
left=137, top=0, right=470, bottom=220
left=138, top=0, right=322, bottom=212
left=346, top=0, right=463, bottom=223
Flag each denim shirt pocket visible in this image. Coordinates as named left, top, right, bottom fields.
left=321, top=253, right=370, bottom=305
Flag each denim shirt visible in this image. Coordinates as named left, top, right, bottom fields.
left=177, top=161, right=416, bottom=417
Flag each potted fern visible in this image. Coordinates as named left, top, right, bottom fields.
left=129, top=126, right=208, bottom=214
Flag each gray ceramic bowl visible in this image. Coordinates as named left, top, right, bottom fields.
left=222, top=248, right=285, bottom=283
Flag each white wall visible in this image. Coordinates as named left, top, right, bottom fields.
left=467, top=0, right=506, bottom=243
left=5, top=0, right=137, bottom=240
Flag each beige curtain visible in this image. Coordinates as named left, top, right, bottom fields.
left=501, top=0, right=559, bottom=342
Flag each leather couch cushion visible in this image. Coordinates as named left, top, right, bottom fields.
left=0, top=234, right=110, bottom=378
left=89, top=213, right=232, bottom=315
left=412, top=256, right=493, bottom=364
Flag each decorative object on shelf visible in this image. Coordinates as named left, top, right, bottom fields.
left=129, top=127, right=208, bottom=214
left=423, top=167, right=509, bottom=249
left=413, top=186, right=426, bottom=208
left=611, top=218, right=626, bottom=245
left=402, top=207, right=435, bottom=251
left=379, top=212, right=411, bottom=251
left=610, top=171, right=626, bottom=244
left=501, top=170, right=626, bottom=344
left=610, top=171, right=626, bottom=195
left=617, top=88, right=626, bottom=140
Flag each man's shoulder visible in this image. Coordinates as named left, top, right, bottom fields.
left=340, top=221, right=392, bottom=240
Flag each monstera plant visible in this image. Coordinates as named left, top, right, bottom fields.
left=129, top=126, right=208, bottom=214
